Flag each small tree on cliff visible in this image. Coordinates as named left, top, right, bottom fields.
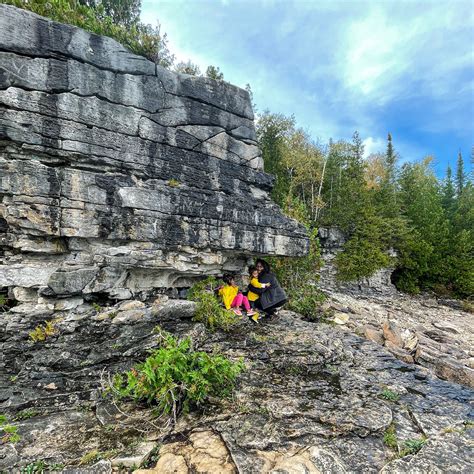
left=205, top=65, right=224, bottom=80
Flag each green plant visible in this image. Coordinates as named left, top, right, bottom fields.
left=0, top=294, right=8, bottom=310
left=167, top=179, right=180, bottom=187
left=399, top=438, right=426, bottom=457
left=4, top=0, right=174, bottom=67
left=92, top=303, right=102, bottom=313
left=379, top=388, right=400, bottom=402
left=13, top=409, right=40, bottom=421
left=29, top=320, right=58, bottom=342
left=0, top=414, right=20, bottom=444
left=270, top=224, right=325, bottom=318
left=79, top=449, right=117, bottom=466
left=188, top=277, right=239, bottom=332
left=20, top=460, right=63, bottom=473
left=383, top=424, right=398, bottom=449
left=111, top=333, right=244, bottom=420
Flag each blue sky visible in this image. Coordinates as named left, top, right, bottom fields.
left=142, top=0, right=474, bottom=177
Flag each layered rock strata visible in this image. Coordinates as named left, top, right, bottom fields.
left=324, top=290, right=474, bottom=387
left=0, top=5, right=308, bottom=301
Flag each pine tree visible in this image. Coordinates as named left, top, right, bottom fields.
left=442, top=165, right=456, bottom=218
left=455, top=151, right=466, bottom=196
left=376, top=133, right=399, bottom=220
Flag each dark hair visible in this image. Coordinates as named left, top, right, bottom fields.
left=255, top=259, right=270, bottom=273
left=222, top=273, right=234, bottom=285
left=248, top=265, right=258, bottom=275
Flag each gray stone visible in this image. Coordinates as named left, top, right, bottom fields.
left=0, top=5, right=308, bottom=299
left=48, top=268, right=99, bottom=296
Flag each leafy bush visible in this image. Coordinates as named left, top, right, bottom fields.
left=4, top=0, right=174, bottom=67
left=0, top=414, right=20, bottom=444
left=188, top=277, right=239, bottom=332
left=112, top=332, right=244, bottom=419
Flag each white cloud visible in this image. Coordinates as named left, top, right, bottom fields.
left=363, top=136, right=386, bottom=158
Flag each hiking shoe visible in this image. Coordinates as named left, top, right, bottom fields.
left=232, top=308, right=242, bottom=316
left=247, top=309, right=256, bottom=316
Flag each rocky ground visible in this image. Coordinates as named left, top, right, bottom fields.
left=1, top=297, right=472, bottom=472
left=323, top=290, right=474, bottom=387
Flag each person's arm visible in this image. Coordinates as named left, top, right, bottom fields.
left=248, top=277, right=269, bottom=294
left=248, top=284, right=265, bottom=294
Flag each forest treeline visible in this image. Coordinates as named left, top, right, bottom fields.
left=257, top=112, right=473, bottom=298
left=6, top=0, right=473, bottom=299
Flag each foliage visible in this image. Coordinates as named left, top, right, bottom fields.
left=269, top=198, right=325, bottom=317
left=29, top=320, right=58, bottom=342
left=167, top=178, right=180, bottom=187
left=0, top=414, right=20, bottom=444
left=111, top=332, right=244, bottom=420
left=13, top=409, right=40, bottom=421
left=188, top=277, right=239, bottom=332
left=92, top=302, right=102, bottom=313
left=79, top=449, right=116, bottom=465
left=21, top=460, right=64, bottom=473
left=4, top=0, right=174, bottom=67
left=174, top=60, right=201, bottom=76
left=0, top=294, right=8, bottom=311
left=379, top=388, right=400, bottom=402
left=335, top=211, right=392, bottom=281
left=399, top=438, right=427, bottom=457
left=383, top=424, right=398, bottom=449
left=205, top=65, right=224, bottom=80
left=256, top=111, right=296, bottom=206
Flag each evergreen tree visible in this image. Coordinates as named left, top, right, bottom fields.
left=377, top=132, right=399, bottom=219
left=394, top=158, right=450, bottom=293
left=205, top=65, right=224, bottom=80
left=256, top=112, right=296, bottom=206
left=442, top=165, right=456, bottom=218
left=455, top=151, right=466, bottom=196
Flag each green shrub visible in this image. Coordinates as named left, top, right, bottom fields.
left=0, top=414, right=20, bottom=444
left=379, top=388, right=400, bottom=402
left=399, top=438, right=426, bottom=457
left=4, top=0, right=174, bottom=67
left=111, top=333, right=244, bottom=419
left=13, top=409, right=40, bottom=421
left=383, top=424, right=398, bottom=449
left=188, top=277, right=239, bottom=332
left=29, top=320, right=58, bottom=342
left=270, top=222, right=325, bottom=318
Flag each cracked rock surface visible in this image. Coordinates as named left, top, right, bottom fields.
left=0, top=4, right=308, bottom=301
left=1, top=300, right=472, bottom=472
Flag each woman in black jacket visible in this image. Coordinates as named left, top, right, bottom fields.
left=248, top=259, right=287, bottom=316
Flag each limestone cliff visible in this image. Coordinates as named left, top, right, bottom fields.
left=0, top=4, right=308, bottom=302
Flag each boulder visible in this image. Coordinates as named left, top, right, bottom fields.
left=383, top=320, right=403, bottom=347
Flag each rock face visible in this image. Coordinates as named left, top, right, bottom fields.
left=318, top=226, right=397, bottom=295
left=0, top=5, right=308, bottom=302
left=0, top=300, right=472, bottom=472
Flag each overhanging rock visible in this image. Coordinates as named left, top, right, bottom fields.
left=0, top=4, right=308, bottom=300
